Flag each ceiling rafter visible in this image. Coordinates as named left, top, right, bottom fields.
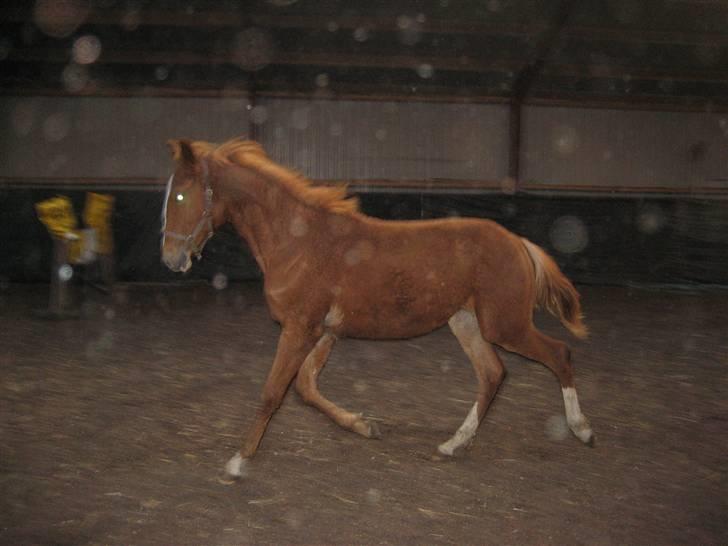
left=1, top=2, right=727, bottom=108
left=3, top=6, right=728, bottom=46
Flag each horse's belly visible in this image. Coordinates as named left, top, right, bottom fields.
left=335, top=295, right=464, bottom=340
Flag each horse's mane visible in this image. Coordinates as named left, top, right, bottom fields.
left=185, top=137, right=360, bottom=215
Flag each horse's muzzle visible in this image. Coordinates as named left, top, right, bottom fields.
left=162, top=251, right=192, bottom=273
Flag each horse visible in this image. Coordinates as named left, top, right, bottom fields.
left=160, top=137, right=594, bottom=479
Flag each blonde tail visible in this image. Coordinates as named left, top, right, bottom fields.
left=521, top=238, right=588, bottom=339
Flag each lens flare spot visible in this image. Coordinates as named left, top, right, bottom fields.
left=212, top=273, right=229, bottom=290
left=232, top=28, right=275, bottom=71
left=72, top=34, right=101, bottom=64
left=636, top=204, right=666, bottom=235
left=61, top=63, right=89, bottom=92
left=291, top=107, right=310, bottom=131
left=155, top=66, right=170, bottom=81
left=250, top=105, right=269, bottom=125
left=34, top=0, right=89, bottom=38
left=549, top=216, right=589, bottom=254
left=366, top=488, right=382, bottom=504
left=43, top=112, right=71, bottom=142
left=58, top=264, right=73, bottom=281
left=353, top=27, right=369, bottom=42
left=11, top=101, right=37, bottom=136
left=329, top=122, right=343, bottom=137
left=545, top=414, right=570, bottom=441
left=416, top=63, right=434, bottom=79
left=289, top=216, right=309, bottom=237
left=315, top=73, right=330, bottom=88
left=552, top=125, right=580, bottom=155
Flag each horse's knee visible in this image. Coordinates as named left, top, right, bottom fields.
left=258, top=388, right=286, bottom=416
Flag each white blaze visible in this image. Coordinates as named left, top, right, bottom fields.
left=161, top=173, right=174, bottom=238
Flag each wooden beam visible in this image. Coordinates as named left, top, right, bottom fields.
left=3, top=82, right=728, bottom=113
left=3, top=176, right=727, bottom=198
left=5, top=48, right=522, bottom=74
left=8, top=48, right=728, bottom=85
left=508, top=100, right=522, bottom=185
left=4, top=6, right=728, bottom=47
left=512, top=0, right=577, bottom=100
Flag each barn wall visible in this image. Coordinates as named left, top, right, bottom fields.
left=2, top=95, right=727, bottom=286
left=2, top=96, right=727, bottom=190
left=256, top=99, right=510, bottom=181
left=521, top=106, right=728, bottom=189
left=0, top=96, right=251, bottom=179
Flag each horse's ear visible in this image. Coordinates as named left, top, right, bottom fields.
left=167, top=139, right=196, bottom=167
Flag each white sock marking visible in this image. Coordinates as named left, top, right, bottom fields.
left=225, top=453, right=248, bottom=478
left=562, top=387, right=593, bottom=443
left=438, top=402, right=480, bottom=456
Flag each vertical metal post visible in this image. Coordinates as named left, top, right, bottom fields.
left=248, top=80, right=258, bottom=142
left=48, top=236, right=75, bottom=316
left=508, top=100, right=522, bottom=189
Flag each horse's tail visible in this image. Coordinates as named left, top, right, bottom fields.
left=521, top=238, right=588, bottom=339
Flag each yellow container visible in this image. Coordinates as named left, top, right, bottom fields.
left=35, top=196, right=78, bottom=238
left=83, top=193, right=114, bottom=255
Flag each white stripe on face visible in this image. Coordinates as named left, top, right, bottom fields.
left=161, top=173, right=174, bottom=234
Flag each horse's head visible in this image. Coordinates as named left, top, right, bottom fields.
left=161, top=139, right=216, bottom=273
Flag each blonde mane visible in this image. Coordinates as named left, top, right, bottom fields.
left=189, top=137, right=360, bottom=215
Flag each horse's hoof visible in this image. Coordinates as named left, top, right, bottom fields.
left=353, top=418, right=380, bottom=439
left=225, top=453, right=248, bottom=479
left=430, top=450, right=455, bottom=462
left=572, top=425, right=595, bottom=446
left=585, top=432, right=596, bottom=448
left=367, top=421, right=381, bottom=439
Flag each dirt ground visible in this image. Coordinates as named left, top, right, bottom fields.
left=1, top=282, right=726, bottom=545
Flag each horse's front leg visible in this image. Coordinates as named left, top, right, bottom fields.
left=225, top=326, right=315, bottom=478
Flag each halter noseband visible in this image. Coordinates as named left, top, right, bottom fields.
left=162, top=162, right=214, bottom=260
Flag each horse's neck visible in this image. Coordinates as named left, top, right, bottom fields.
left=222, top=165, right=313, bottom=274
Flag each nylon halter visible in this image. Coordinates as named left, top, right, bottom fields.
left=161, top=162, right=214, bottom=260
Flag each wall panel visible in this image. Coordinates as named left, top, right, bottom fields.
left=256, top=99, right=510, bottom=181
left=1, top=96, right=251, bottom=180
left=521, top=106, right=728, bottom=189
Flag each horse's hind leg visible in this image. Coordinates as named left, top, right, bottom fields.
left=502, top=327, right=594, bottom=445
left=438, top=309, right=505, bottom=456
left=295, top=334, right=380, bottom=439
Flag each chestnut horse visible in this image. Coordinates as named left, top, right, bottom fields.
left=161, top=137, right=594, bottom=479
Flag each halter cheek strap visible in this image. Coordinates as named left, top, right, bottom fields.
left=161, top=163, right=215, bottom=259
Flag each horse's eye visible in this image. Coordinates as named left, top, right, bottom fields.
left=175, top=193, right=184, bottom=202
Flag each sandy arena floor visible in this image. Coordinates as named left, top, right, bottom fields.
left=1, top=282, right=726, bottom=545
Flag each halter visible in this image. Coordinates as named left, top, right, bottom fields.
left=161, top=162, right=214, bottom=260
